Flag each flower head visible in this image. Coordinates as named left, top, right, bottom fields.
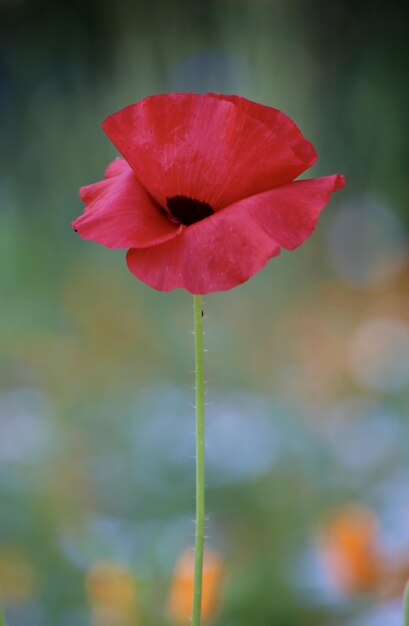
left=73, top=93, right=345, bottom=293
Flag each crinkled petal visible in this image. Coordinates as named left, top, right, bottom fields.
left=224, top=174, right=345, bottom=250
left=79, top=158, right=129, bottom=205
left=125, top=174, right=344, bottom=293
left=126, top=209, right=281, bottom=294
left=210, top=93, right=317, bottom=166
left=105, top=157, right=129, bottom=178
left=102, top=93, right=309, bottom=211
left=73, top=159, right=181, bottom=249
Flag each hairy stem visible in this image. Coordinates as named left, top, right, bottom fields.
left=192, top=294, right=205, bottom=626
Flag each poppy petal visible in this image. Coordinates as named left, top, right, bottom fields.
left=125, top=174, right=344, bottom=293
left=73, top=159, right=181, bottom=249
left=102, top=93, right=309, bottom=211
left=210, top=93, right=317, bottom=166
left=126, top=209, right=281, bottom=294
left=105, top=156, right=129, bottom=178
left=224, top=174, right=345, bottom=250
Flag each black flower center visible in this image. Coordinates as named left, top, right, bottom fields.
left=166, top=195, right=214, bottom=226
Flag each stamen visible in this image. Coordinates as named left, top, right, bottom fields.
left=166, top=196, right=214, bottom=226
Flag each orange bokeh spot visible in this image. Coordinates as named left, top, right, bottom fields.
left=318, top=505, right=380, bottom=594
left=0, top=546, right=37, bottom=605
left=167, top=549, right=224, bottom=624
left=85, top=561, right=137, bottom=626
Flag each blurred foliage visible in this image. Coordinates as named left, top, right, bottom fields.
left=1, top=0, right=409, bottom=625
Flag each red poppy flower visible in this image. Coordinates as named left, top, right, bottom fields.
left=73, top=93, right=345, bottom=294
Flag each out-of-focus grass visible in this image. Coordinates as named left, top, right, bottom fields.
left=1, top=1, right=408, bottom=625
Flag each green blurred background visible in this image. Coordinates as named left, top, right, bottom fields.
left=1, top=1, right=409, bottom=625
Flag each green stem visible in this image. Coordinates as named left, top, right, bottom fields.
left=404, top=579, right=409, bottom=626
left=192, top=294, right=205, bottom=626
left=0, top=607, right=6, bottom=626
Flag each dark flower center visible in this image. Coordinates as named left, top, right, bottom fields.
left=166, top=195, right=214, bottom=226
